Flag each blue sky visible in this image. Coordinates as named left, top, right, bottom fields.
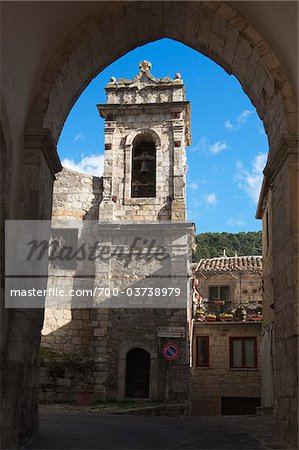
left=58, top=38, right=268, bottom=233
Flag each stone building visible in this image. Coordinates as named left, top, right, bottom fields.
left=191, top=255, right=263, bottom=415
left=41, top=61, right=193, bottom=405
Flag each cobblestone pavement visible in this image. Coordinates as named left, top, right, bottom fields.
left=26, top=406, right=295, bottom=450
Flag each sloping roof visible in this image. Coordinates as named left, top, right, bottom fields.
left=194, top=256, right=262, bottom=274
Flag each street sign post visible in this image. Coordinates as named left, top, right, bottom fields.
left=157, top=327, right=185, bottom=338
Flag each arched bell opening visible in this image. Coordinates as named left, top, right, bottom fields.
left=131, top=137, right=156, bottom=198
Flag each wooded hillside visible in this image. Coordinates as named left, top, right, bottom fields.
left=193, top=231, right=262, bottom=261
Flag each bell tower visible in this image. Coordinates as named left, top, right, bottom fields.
left=97, top=60, right=191, bottom=222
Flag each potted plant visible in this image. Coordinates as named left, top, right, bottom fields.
left=248, top=314, right=263, bottom=321
left=219, top=313, right=233, bottom=322
left=66, top=354, right=96, bottom=406
left=195, top=309, right=205, bottom=321
left=206, top=313, right=217, bottom=322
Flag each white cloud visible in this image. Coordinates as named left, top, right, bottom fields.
left=74, top=133, right=85, bottom=143
left=187, top=179, right=207, bottom=191
left=205, top=193, right=218, bottom=205
left=191, top=198, right=203, bottom=208
left=224, top=120, right=233, bottom=130
left=62, top=154, right=104, bottom=177
left=189, top=182, right=199, bottom=191
left=189, top=136, right=208, bottom=152
left=224, top=109, right=254, bottom=131
left=187, top=209, right=202, bottom=222
left=235, top=152, right=267, bottom=203
left=227, top=217, right=245, bottom=227
left=190, top=137, right=228, bottom=155
left=212, top=164, right=225, bottom=174
left=208, top=141, right=228, bottom=154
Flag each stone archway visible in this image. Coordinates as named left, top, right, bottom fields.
left=118, top=342, right=158, bottom=402
left=26, top=1, right=297, bottom=146
left=3, top=1, right=298, bottom=447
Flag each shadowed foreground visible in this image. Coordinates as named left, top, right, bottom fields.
left=26, top=408, right=293, bottom=450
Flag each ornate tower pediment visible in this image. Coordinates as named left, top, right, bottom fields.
left=106, top=60, right=184, bottom=92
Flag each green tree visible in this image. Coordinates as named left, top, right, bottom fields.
left=193, top=231, right=262, bottom=262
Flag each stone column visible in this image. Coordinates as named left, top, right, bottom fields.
left=98, top=121, right=116, bottom=221
left=3, top=128, right=61, bottom=447
left=21, top=128, right=62, bottom=219
left=171, top=119, right=186, bottom=222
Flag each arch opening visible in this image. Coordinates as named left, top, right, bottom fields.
left=27, top=1, right=297, bottom=151
left=125, top=348, right=151, bottom=399
left=131, top=137, right=156, bottom=198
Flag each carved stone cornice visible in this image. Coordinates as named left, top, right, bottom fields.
left=263, top=135, right=298, bottom=183
left=24, top=128, right=62, bottom=175
left=256, top=135, right=298, bottom=219
left=255, top=175, right=270, bottom=219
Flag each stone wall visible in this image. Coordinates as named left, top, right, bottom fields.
left=256, top=137, right=298, bottom=444
left=39, top=366, right=75, bottom=404
left=42, top=170, right=192, bottom=403
left=51, top=167, right=102, bottom=220
left=1, top=129, right=61, bottom=449
left=41, top=168, right=102, bottom=354
left=260, top=190, right=275, bottom=413
left=192, top=322, right=262, bottom=415
left=104, top=308, right=189, bottom=403
left=42, top=307, right=94, bottom=355
left=268, top=144, right=298, bottom=440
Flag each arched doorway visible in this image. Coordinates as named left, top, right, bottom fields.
left=125, top=348, right=150, bottom=399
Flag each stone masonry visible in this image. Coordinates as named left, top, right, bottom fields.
left=192, top=322, right=262, bottom=415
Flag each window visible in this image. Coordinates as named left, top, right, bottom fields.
left=230, top=337, right=257, bottom=369
left=196, top=336, right=209, bottom=367
left=209, top=286, right=229, bottom=302
left=131, top=140, right=156, bottom=198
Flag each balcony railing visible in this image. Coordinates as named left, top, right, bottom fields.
left=194, top=299, right=262, bottom=323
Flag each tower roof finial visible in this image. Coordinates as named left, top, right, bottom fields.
left=139, top=60, right=152, bottom=72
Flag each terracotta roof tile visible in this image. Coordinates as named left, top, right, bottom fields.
left=194, top=255, right=262, bottom=274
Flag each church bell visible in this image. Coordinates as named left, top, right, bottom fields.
left=139, top=160, right=151, bottom=174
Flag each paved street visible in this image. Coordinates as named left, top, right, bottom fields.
left=26, top=408, right=294, bottom=450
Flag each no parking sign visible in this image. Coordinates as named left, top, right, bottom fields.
left=162, top=343, right=180, bottom=360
